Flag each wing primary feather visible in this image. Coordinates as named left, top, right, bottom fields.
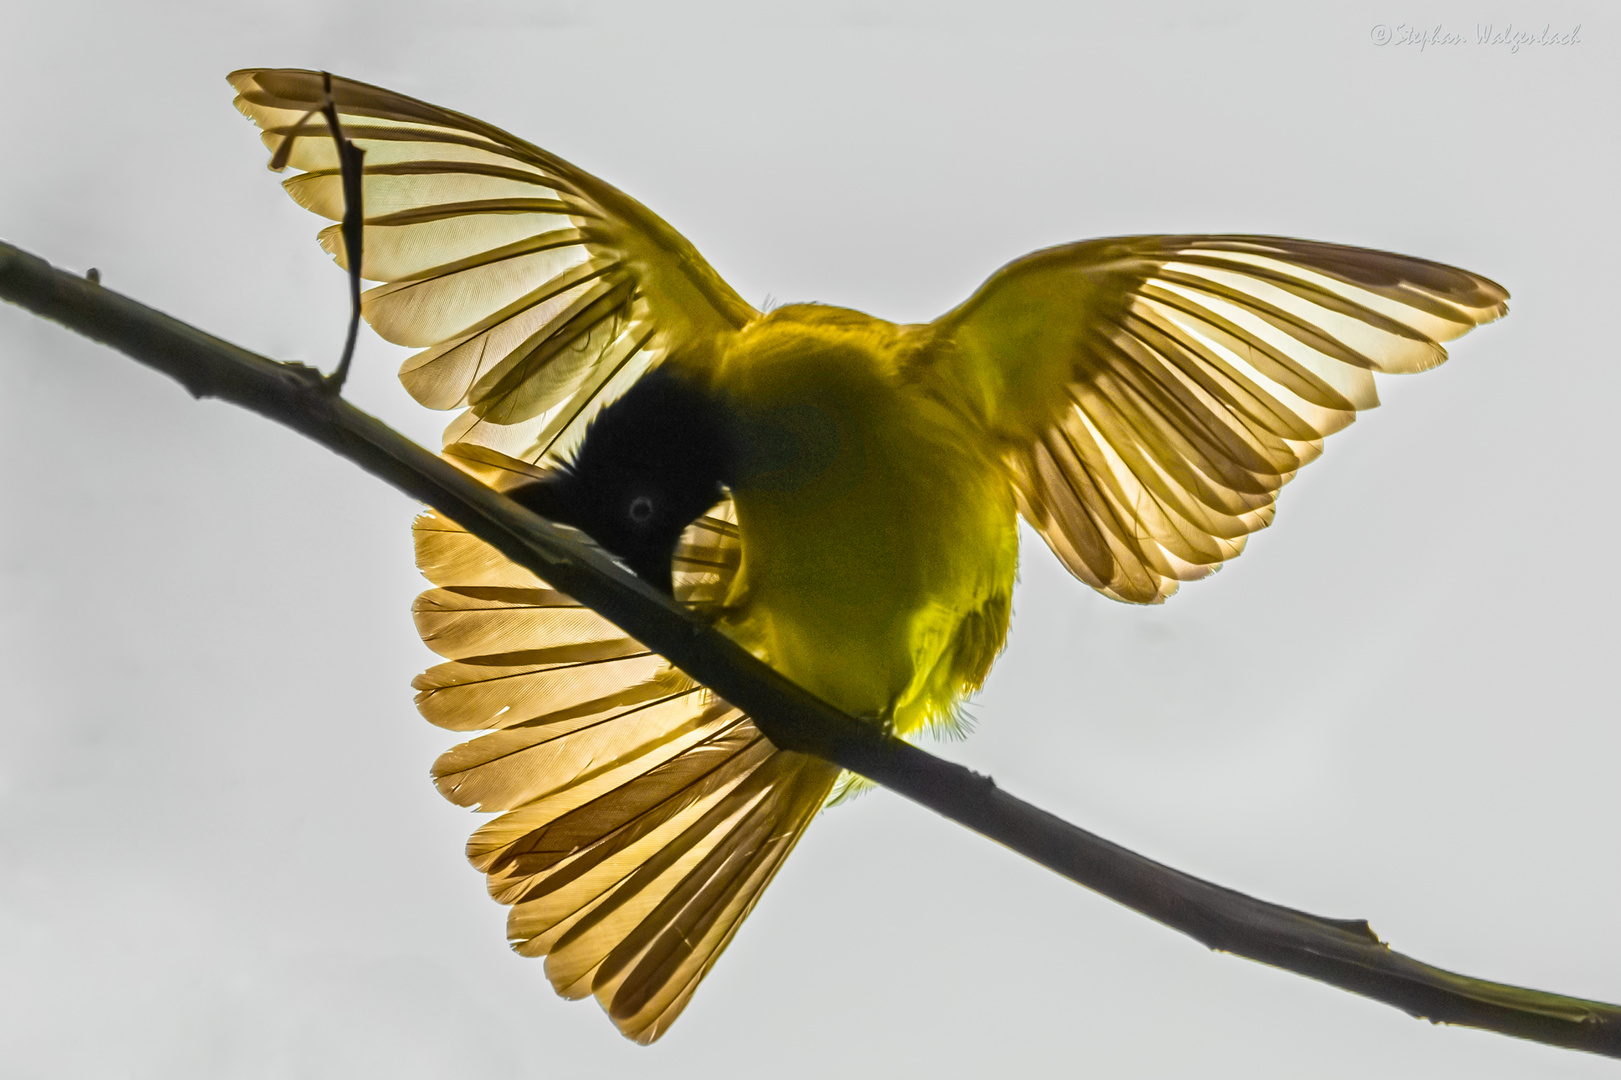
left=231, top=66, right=757, bottom=469
left=934, top=233, right=1503, bottom=603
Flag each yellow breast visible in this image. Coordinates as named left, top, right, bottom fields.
left=693, top=305, right=1019, bottom=735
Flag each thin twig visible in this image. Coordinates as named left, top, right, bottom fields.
left=261, top=74, right=367, bottom=393
left=2, top=239, right=1618, bottom=1059
left=317, top=71, right=366, bottom=394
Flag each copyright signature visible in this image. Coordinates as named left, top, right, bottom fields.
left=1370, top=22, right=1583, bottom=52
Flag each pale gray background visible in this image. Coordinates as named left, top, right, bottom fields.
left=2, top=2, right=1615, bottom=1077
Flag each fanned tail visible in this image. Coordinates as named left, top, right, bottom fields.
left=412, top=451, right=837, bottom=1041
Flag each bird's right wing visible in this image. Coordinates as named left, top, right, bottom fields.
left=413, top=451, right=838, bottom=1042
left=931, top=235, right=1509, bottom=603
left=229, top=68, right=757, bottom=464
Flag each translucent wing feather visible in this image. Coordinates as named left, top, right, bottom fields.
left=414, top=450, right=836, bottom=1041
left=932, top=235, right=1508, bottom=603
left=229, top=68, right=757, bottom=464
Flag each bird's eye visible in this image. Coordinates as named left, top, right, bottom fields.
left=628, top=495, right=655, bottom=524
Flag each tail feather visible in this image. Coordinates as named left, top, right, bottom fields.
left=409, top=450, right=835, bottom=1041
left=594, top=752, right=832, bottom=1039
left=430, top=684, right=731, bottom=811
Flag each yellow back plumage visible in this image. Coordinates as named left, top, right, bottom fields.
left=693, top=305, right=1018, bottom=734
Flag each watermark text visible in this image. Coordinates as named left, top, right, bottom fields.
left=1370, top=22, right=1582, bottom=52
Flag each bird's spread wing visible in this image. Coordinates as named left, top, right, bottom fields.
left=414, top=450, right=838, bottom=1041
left=931, top=235, right=1509, bottom=603
left=229, top=68, right=756, bottom=463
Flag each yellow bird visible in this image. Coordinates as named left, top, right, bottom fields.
left=230, top=68, right=1508, bottom=1042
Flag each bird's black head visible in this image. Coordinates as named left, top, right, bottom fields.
left=508, top=366, right=735, bottom=593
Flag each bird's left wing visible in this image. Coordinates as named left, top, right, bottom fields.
left=930, top=235, right=1508, bottom=603
left=229, top=68, right=757, bottom=462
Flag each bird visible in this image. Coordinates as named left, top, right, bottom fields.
left=229, top=67, right=1509, bottom=1043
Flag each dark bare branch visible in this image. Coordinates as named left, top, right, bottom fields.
left=2, top=239, right=1617, bottom=1059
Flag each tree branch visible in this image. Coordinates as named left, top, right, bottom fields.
left=3, top=238, right=1617, bottom=1058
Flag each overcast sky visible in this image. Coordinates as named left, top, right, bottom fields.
left=2, top=2, right=1616, bottom=1077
